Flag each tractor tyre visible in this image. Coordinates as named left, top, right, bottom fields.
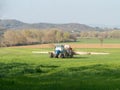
left=60, top=53, right=65, bottom=58
left=50, top=52, right=54, bottom=58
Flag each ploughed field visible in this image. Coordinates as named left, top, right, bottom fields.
left=12, top=43, right=120, bottom=48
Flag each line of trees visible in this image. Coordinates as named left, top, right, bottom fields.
left=0, top=29, right=77, bottom=47
left=78, top=30, right=120, bottom=46
left=0, top=28, right=120, bottom=47
left=79, top=30, right=120, bottom=39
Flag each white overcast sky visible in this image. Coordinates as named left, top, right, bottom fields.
left=0, top=0, right=120, bottom=27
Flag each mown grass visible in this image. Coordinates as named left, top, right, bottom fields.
left=0, top=47, right=120, bottom=90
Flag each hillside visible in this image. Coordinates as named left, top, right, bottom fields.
left=0, top=19, right=96, bottom=32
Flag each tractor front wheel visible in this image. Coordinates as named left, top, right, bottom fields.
left=50, top=52, right=54, bottom=58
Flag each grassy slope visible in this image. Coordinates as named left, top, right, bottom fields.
left=0, top=47, right=120, bottom=90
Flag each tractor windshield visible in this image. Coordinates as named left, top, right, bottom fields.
left=55, top=45, right=64, bottom=51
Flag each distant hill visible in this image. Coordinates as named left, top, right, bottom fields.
left=0, top=19, right=29, bottom=30
left=0, top=19, right=97, bottom=33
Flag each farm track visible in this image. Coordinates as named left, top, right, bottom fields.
left=11, top=44, right=120, bottom=48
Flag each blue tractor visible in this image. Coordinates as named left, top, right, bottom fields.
left=50, top=44, right=74, bottom=58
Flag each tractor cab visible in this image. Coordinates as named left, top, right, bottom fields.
left=55, top=44, right=65, bottom=53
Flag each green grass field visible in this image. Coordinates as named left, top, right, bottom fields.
left=67, top=38, right=120, bottom=44
left=0, top=47, right=120, bottom=90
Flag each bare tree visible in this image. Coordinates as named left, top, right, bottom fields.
left=56, top=30, right=63, bottom=43
left=3, top=30, right=17, bottom=46
left=98, top=32, right=105, bottom=46
left=63, top=32, right=70, bottom=42
left=110, top=30, right=120, bottom=38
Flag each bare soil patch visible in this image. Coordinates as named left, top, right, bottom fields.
left=12, top=44, right=120, bottom=48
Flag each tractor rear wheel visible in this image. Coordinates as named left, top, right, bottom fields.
left=60, top=53, right=65, bottom=58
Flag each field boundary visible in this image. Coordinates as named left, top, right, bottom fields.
left=11, top=44, right=120, bottom=48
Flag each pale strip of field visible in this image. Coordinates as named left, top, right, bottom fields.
left=32, top=51, right=109, bottom=55
left=11, top=44, right=120, bottom=48
left=76, top=52, right=109, bottom=55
